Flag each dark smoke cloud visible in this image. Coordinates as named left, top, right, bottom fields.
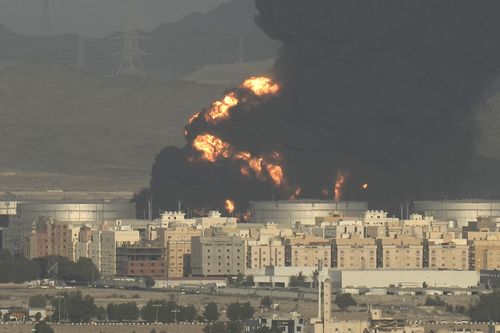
left=136, top=0, right=500, bottom=215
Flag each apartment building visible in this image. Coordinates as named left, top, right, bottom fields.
left=427, top=239, right=468, bottom=270
left=246, top=237, right=286, bottom=269
left=100, top=226, right=140, bottom=277
left=25, top=217, right=79, bottom=261
left=333, top=237, right=377, bottom=269
left=378, top=237, right=423, bottom=269
left=467, top=232, right=500, bottom=271
left=191, top=229, right=245, bottom=276
left=116, top=244, right=166, bottom=278
left=157, top=225, right=201, bottom=278
left=287, top=240, right=331, bottom=268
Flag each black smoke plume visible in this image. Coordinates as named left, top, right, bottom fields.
left=135, top=0, right=500, bottom=215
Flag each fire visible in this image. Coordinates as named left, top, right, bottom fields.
left=289, top=187, right=302, bottom=200
left=225, top=199, right=235, bottom=215
left=266, top=164, right=285, bottom=187
left=188, top=111, right=201, bottom=125
left=234, top=151, right=264, bottom=178
left=362, top=183, right=369, bottom=190
left=205, top=92, right=239, bottom=123
left=334, top=171, right=348, bottom=202
left=192, top=134, right=232, bottom=162
left=241, top=76, right=280, bottom=96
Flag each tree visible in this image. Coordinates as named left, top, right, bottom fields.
left=334, top=294, right=356, bottom=310
left=2, top=312, right=9, bottom=322
left=144, top=276, right=155, bottom=288
left=468, top=291, right=500, bottom=321
left=34, top=321, right=54, bottom=333
left=289, top=272, right=308, bottom=288
left=107, top=303, right=140, bottom=321
left=141, top=300, right=177, bottom=323
left=203, top=322, right=228, bottom=333
left=260, top=296, right=272, bottom=309
left=244, top=275, right=254, bottom=287
left=96, top=306, right=106, bottom=321
left=29, top=295, right=47, bottom=308
left=424, top=296, right=446, bottom=307
left=226, top=302, right=254, bottom=322
left=50, top=291, right=97, bottom=323
left=178, top=304, right=197, bottom=322
left=203, top=302, right=219, bottom=322
left=34, top=312, right=42, bottom=322
left=255, top=327, right=281, bottom=333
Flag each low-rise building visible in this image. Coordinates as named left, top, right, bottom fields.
left=333, top=237, right=377, bottom=269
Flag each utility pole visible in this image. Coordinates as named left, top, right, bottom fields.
left=153, top=304, right=161, bottom=323
left=40, top=0, right=52, bottom=36
left=54, top=295, right=63, bottom=322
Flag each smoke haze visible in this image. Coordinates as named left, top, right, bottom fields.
left=136, top=0, right=500, bottom=214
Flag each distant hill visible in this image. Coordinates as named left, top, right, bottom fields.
left=0, top=0, right=279, bottom=79
left=0, top=61, right=224, bottom=177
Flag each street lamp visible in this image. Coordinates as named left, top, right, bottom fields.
left=171, top=308, right=180, bottom=323
left=54, top=296, right=64, bottom=322
left=152, top=304, right=161, bottom=323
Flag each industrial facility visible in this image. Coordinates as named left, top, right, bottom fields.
left=249, top=200, right=368, bottom=226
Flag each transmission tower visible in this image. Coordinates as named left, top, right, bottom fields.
left=115, top=12, right=148, bottom=76
left=40, top=0, right=52, bottom=36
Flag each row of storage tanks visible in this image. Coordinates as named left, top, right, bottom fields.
left=249, top=199, right=500, bottom=228
left=3, top=199, right=500, bottom=231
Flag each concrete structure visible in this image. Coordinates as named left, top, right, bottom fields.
left=245, top=312, right=305, bottom=333
left=2, top=200, right=135, bottom=255
left=427, top=239, right=468, bottom=270
left=250, top=200, right=368, bottom=226
left=333, top=237, right=377, bottom=269
left=330, top=269, right=479, bottom=289
left=25, top=217, right=79, bottom=260
left=288, top=241, right=331, bottom=268
left=379, top=238, right=423, bottom=269
left=248, top=266, right=318, bottom=287
left=100, top=226, right=140, bottom=277
left=116, top=245, right=166, bottom=278
left=158, top=225, right=201, bottom=277
left=191, top=229, right=245, bottom=276
left=246, top=238, right=286, bottom=269
left=414, top=200, right=500, bottom=228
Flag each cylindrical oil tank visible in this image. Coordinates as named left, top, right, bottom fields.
left=413, top=200, right=500, bottom=228
left=249, top=200, right=368, bottom=226
left=15, top=201, right=136, bottom=223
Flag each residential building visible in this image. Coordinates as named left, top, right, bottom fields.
left=246, top=237, right=286, bottom=269
left=191, top=229, right=245, bottom=276
left=427, top=239, right=468, bottom=270
left=378, top=237, right=423, bottom=269
left=333, top=237, right=377, bottom=269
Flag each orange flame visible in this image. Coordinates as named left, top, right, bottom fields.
left=225, top=199, right=235, bottom=215
left=192, top=134, right=232, bottom=162
left=188, top=111, right=201, bottom=125
left=205, top=92, right=239, bottom=124
left=241, top=76, right=280, bottom=96
left=334, top=171, right=348, bottom=202
left=266, top=164, right=285, bottom=187
left=289, top=187, right=302, bottom=200
left=362, top=183, right=368, bottom=190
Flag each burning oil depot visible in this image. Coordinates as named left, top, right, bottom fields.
left=249, top=200, right=368, bottom=226
left=413, top=200, right=500, bottom=228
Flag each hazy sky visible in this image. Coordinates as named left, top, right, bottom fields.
left=0, top=0, right=231, bottom=37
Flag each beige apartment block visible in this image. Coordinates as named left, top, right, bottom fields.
left=289, top=242, right=331, bottom=268
left=334, top=237, right=377, bottom=269
left=100, top=228, right=140, bottom=277
left=428, top=239, right=468, bottom=270
left=191, top=232, right=245, bottom=276
left=157, top=225, right=201, bottom=277
left=379, top=237, right=423, bottom=269
left=246, top=238, right=286, bottom=269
